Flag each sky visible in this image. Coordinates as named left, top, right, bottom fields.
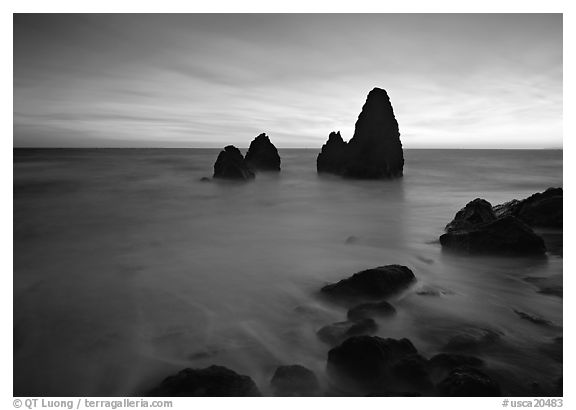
left=13, top=14, right=562, bottom=148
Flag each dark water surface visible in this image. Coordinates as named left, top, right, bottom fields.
left=13, top=148, right=562, bottom=396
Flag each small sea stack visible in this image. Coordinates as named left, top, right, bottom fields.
left=245, top=133, right=281, bottom=171
left=213, top=145, right=255, bottom=180
left=317, top=87, right=404, bottom=179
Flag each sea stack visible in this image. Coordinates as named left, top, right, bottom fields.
left=245, top=133, right=281, bottom=171
left=317, top=87, right=404, bottom=179
left=213, top=145, right=255, bottom=180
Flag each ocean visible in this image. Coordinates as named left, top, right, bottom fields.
left=13, top=148, right=562, bottom=396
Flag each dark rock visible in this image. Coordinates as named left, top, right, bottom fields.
left=317, top=131, right=348, bottom=174
left=317, top=318, right=377, bottom=345
left=440, top=215, right=546, bottom=255
left=245, top=133, right=281, bottom=171
left=321, top=265, right=416, bottom=301
left=437, top=367, right=501, bottom=396
left=316, top=88, right=404, bottom=179
left=199, top=177, right=211, bottom=182
left=327, top=336, right=418, bottom=389
left=148, top=365, right=261, bottom=396
left=270, top=365, right=320, bottom=396
left=428, top=353, right=484, bottom=370
left=524, top=275, right=563, bottom=297
left=445, top=198, right=496, bottom=233
left=443, top=327, right=502, bottom=352
left=347, top=300, right=396, bottom=321
left=494, top=188, right=562, bottom=228
left=213, top=146, right=255, bottom=180
left=391, top=354, right=433, bottom=390
left=513, top=310, right=554, bottom=327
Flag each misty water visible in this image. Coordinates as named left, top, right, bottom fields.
left=14, top=148, right=562, bottom=396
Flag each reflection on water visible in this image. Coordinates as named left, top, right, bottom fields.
left=13, top=148, right=562, bottom=396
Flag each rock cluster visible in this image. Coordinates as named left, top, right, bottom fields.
left=440, top=199, right=546, bottom=255
left=317, top=88, right=404, bottom=179
left=211, top=134, right=281, bottom=180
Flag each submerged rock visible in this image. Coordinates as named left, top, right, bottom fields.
left=270, top=365, right=320, bottom=396
left=442, top=327, right=502, bottom=352
left=213, top=146, right=255, bottom=180
left=437, top=367, right=501, bottom=396
left=327, top=336, right=419, bottom=391
left=321, top=265, right=415, bottom=301
left=347, top=300, right=396, bottom=321
left=317, top=318, right=377, bottom=345
left=316, top=88, right=404, bottom=179
left=493, top=188, right=562, bottom=228
left=428, top=353, right=484, bottom=370
left=440, top=215, right=546, bottom=255
left=148, top=365, right=261, bottom=396
left=245, top=133, right=281, bottom=171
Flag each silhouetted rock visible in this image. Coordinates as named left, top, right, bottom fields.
left=213, top=146, right=255, bottom=180
left=437, top=367, right=501, bottom=396
left=327, top=336, right=418, bottom=390
left=347, top=300, right=396, bottom=321
left=270, top=365, right=320, bottom=396
left=317, top=318, right=377, bottom=345
left=493, top=188, right=562, bottom=228
left=245, top=133, right=281, bottom=171
left=321, top=265, right=416, bottom=301
left=440, top=215, right=546, bottom=255
left=316, top=88, right=404, bottom=179
left=148, top=365, right=261, bottom=396
left=317, top=131, right=348, bottom=174
left=445, top=198, right=496, bottom=233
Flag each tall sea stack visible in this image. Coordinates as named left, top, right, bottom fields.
left=245, top=133, right=281, bottom=171
left=317, top=88, right=404, bottom=179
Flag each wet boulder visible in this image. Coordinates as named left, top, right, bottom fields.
left=347, top=300, right=396, bottom=321
left=437, top=367, right=501, bottom=396
left=270, top=365, right=320, bottom=396
left=148, top=365, right=261, bottom=396
left=440, top=215, right=546, bottom=255
left=321, top=265, right=416, bottom=302
left=213, top=146, right=255, bottom=180
left=493, top=188, right=562, bottom=228
left=316, top=87, right=404, bottom=179
left=391, top=354, right=433, bottom=390
left=428, top=353, right=484, bottom=370
left=317, top=318, right=377, bottom=345
left=326, top=336, right=419, bottom=391
left=445, top=198, right=496, bottom=232
left=245, top=133, right=281, bottom=171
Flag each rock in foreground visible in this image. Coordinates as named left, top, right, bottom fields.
left=245, top=133, right=281, bottom=171
left=437, top=367, right=501, bottom=396
left=270, top=365, right=320, bottom=396
left=327, top=336, right=420, bottom=392
left=493, top=187, right=562, bottom=228
left=347, top=300, right=396, bottom=321
left=440, top=215, right=546, bottom=255
left=321, top=265, right=416, bottom=301
left=148, top=365, right=261, bottom=396
left=213, top=146, right=255, bottom=180
left=317, top=88, right=404, bottom=179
